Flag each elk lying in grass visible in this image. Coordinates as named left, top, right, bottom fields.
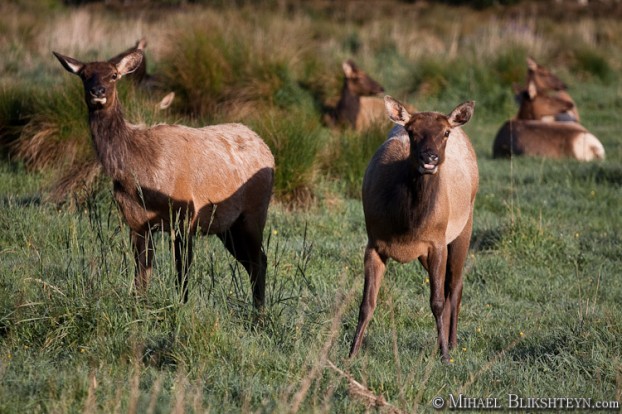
left=53, top=49, right=275, bottom=307
left=349, top=96, right=478, bottom=362
left=513, top=80, right=575, bottom=122
left=494, top=74, right=604, bottom=161
left=525, top=57, right=579, bottom=122
left=492, top=119, right=605, bottom=161
left=324, top=60, right=387, bottom=131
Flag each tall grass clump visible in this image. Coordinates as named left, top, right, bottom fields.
left=12, top=79, right=89, bottom=172
left=319, top=125, right=387, bottom=199
left=570, top=47, right=614, bottom=83
left=252, top=106, right=326, bottom=207
left=0, top=83, right=39, bottom=157
left=159, top=9, right=322, bottom=124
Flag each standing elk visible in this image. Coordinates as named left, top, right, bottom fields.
left=526, top=57, right=579, bottom=122
left=53, top=49, right=275, bottom=307
left=349, top=96, right=479, bottom=363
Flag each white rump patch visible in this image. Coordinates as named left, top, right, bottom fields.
left=573, top=133, right=605, bottom=161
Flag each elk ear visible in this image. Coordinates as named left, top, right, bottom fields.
left=136, top=38, right=147, bottom=50
left=158, top=92, right=175, bottom=110
left=342, top=60, right=356, bottom=79
left=527, top=80, right=537, bottom=100
left=113, top=50, right=143, bottom=77
left=384, top=95, right=411, bottom=126
left=448, top=101, right=475, bottom=127
left=526, top=56, right=538, bottom=71
left=53, top=52, right=84, bottom=75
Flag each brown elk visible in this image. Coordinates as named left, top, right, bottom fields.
left=349, top=96, right=478, bottom=362
left=494, top=74, right=604, bottom=161
left=325, top=60, right=387, bottom=131
left=53, top=49, right=275, bottom=307
left=513, top=80, right=575, bottom=122
left=526, top=57, right=579, bottom=122
left=492, top=119, right=605, bottom=161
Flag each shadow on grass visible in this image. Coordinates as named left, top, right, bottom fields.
left=470, top=226, right=505, bottom=252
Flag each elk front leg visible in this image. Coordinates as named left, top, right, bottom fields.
left=428, top=245, right=450, bottom=362
left=131, top=229, right=154, bottom=295
left=349, top=245, right=387, bottom=358
left=445, top=218, right=472, bottom=349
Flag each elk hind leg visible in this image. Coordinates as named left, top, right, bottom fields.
left=131, top=229, right=154, bottom=296
left=218, top=216, right=267, bottom=310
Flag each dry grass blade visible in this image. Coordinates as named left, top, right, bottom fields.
left=47, top=159, right=103, bottom=206
left=326, top=360, right=404, bottom=414
left=288, top=278, right=357, bottom=413
left=458, top=335, right=526, bottom=394
left=82, top=370, right=97, bottom=414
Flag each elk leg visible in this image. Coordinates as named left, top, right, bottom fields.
left=349, top=246, right=386, bottom=358
left=173, top=233, right=193, bottom=303
left=428, top=245, right=450, bottom=362
left=218, top=217, right=267, bottom=310
left=445, top=218, right=472, bottom=349
left=131, top=229, right=154, bottom=295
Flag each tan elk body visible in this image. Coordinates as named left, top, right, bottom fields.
left=493, top=120, right=605, bottom=161
left=494, top=81, right=605, bottom=161
left=350, top=96, right=478, bottom=362
left=53, top=49, right=274, bottom=307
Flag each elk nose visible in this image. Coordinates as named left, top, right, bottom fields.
left=90, top=86, right=105, bottom=97
left=421, top=152, right=439, bottom=165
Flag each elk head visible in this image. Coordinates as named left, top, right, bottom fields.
left=385, top=96, right=474, bottom=175
left=53, top=50, right=144, bottom=111
left=527, top=56, right=567, bottom=92
left=342, top=60, right=385, bottom=96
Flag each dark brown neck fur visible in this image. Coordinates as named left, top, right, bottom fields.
left=381, top=155, right=440, bottom=237
left=88, top=99, right=157, bottom=182
left=336, top=82, right=360, bottom=127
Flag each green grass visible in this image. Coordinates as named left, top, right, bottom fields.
left=1, top=1, right=621, bottom=412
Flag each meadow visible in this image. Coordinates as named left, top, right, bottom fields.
left=0, top=0, right=621, bottom=412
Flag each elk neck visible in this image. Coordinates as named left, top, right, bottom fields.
left=336, top=82, right=360, bottom=127
left=88, top=98, right=155, bottom=181
left=406, top=146, right=442, bottom=229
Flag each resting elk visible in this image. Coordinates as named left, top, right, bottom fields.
left=526, top=57, right=579, bottom=122
left=349, top=96, right=478, bottom=363
left=492, top=120, right=605, bottom=161
left=513, top=80, right=574, bottom=122
left=493, top=81, right=605, bottom=161
left=53, top=48, right=275, bottom=307
left=325, top=60, right=387, bottom=131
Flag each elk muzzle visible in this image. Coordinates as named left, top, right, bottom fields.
left=418, top=151, right=439, bottom=175
left=89, top=86, right=107, bottom=106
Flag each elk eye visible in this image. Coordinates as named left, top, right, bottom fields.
left=444, top=130, right=451, bottom=138
left=111, top=73, right=118, bottom=80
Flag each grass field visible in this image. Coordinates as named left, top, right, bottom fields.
left=1, top=1, right=621, bottom=412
